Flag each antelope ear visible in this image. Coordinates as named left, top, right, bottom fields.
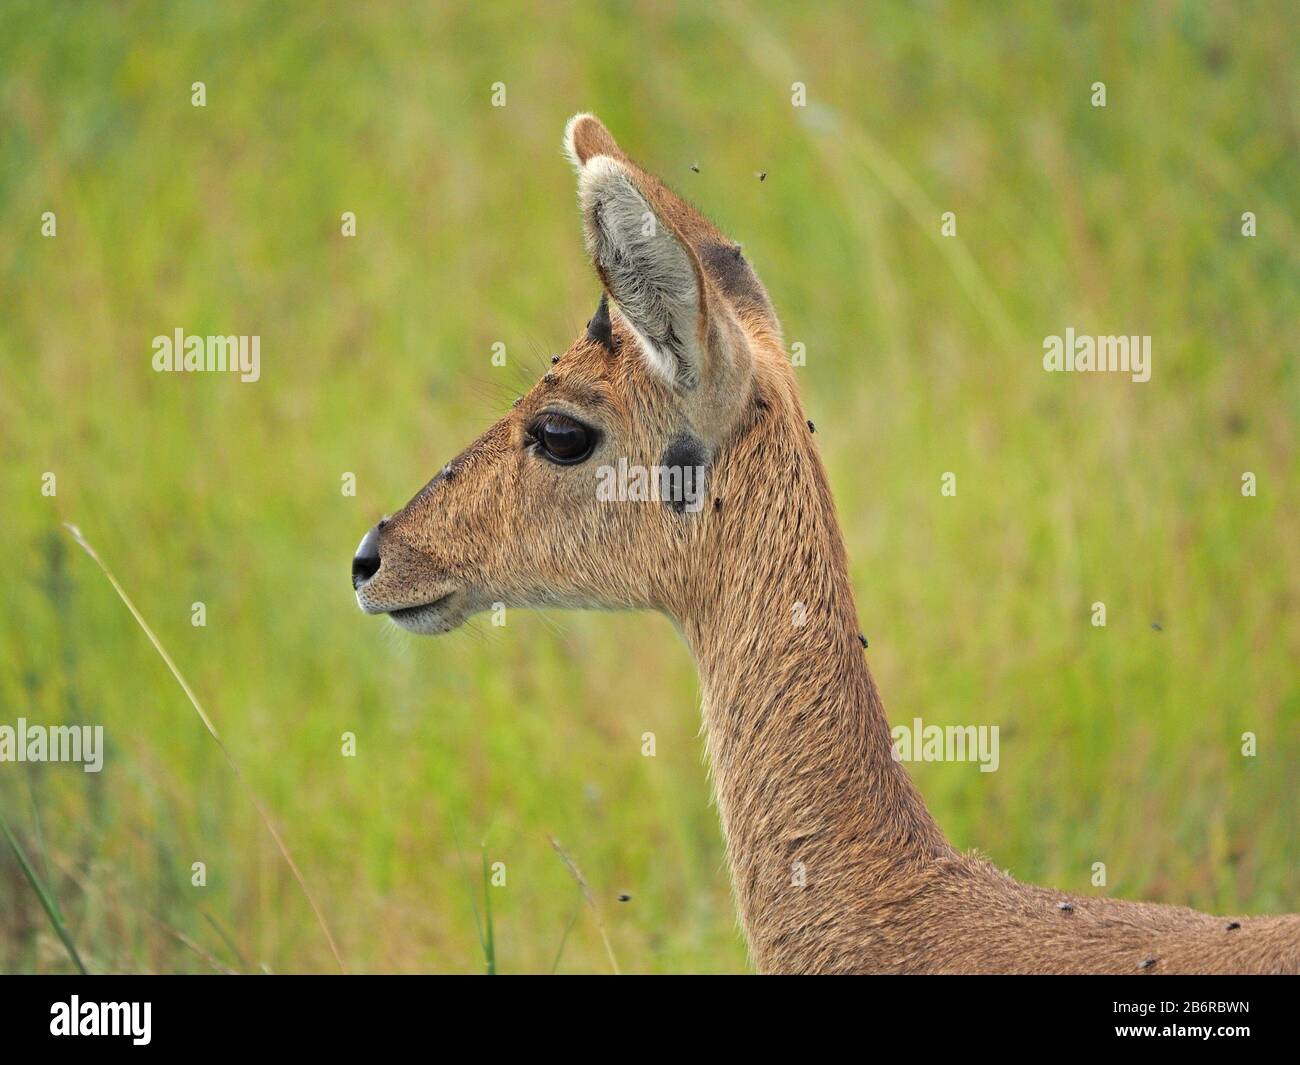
left=576, top=153, right=710, bottom=388
left=563, top=112, right=624, bottom=169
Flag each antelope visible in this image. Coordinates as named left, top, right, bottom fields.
left=352, top=114, right=1300, bottom=974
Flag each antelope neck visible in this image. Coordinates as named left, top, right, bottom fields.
left=674, top=432, right=952, bottom=961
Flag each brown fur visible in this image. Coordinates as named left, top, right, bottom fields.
left=357, top=115, right=1300, bottom=974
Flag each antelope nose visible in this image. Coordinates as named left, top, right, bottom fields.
left=352, top=524, right=383, bottom=588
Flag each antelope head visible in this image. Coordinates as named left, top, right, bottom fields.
left=353, top=113, right=799, bottom=636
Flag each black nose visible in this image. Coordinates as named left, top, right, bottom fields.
left=352, top=524, right=382, bottom=588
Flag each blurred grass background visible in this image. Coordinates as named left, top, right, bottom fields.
left=1, top=0, right=1296, bottom=973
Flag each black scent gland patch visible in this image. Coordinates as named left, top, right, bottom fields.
left=713, top=497, right=722, bottom=512
left=858, top=633, right=868, bottom=648
left=807, top=420, right=816, bottom=433
left=550, top=354, right=560, bottom=365
left=1138, top=957, right=1158, bottom=970
left=1151, top=622, right=1163, bottom=631
left=617, top=893, right=632, bottom=902
left=699, top=240, right=766, bottom=308
left=587, top=292, right=614, bottom=350
left=660, top=434, right=709, bottom=516
left=1225, top=921, right=1241, bottom=931
left=1057, top=901, right=1074, bottom=913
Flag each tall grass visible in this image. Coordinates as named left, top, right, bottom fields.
left=0, top=811, right=87, bottom=974
left=62, top=523, right=345, bottom=973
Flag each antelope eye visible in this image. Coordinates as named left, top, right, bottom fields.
left=530, top=413, right=596, bottom=465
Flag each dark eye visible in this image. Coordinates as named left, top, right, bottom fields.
left=530, top=413, right=596, bottom=465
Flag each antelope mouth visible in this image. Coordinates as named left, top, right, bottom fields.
left=386, top=592, right=459, bottom=634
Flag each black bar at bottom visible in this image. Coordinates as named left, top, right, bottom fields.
left=0, top=973, right=1289, bottom=1052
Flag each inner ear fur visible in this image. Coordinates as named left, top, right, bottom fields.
left=564, top=113, right=757, bottom=438
left=578, top=154, right=710, bottom=386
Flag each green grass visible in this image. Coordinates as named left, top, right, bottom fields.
left=1, top=1, right=1296, bottom=973
left=1, top=808, right=87, bottom=973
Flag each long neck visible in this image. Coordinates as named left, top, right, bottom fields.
left=662, top=389, right=1299, bottom=977
left=675, top=403, right=952, bottom=972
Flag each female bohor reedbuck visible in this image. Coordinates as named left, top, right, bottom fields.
left=354, top=114, right=1299, bottom=974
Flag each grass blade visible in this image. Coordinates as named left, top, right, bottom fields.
left=549, top=835, right=620, bottom=975
left=200, top=909, right=251, bottom=974
left=450, top=822, right=500, bottom=974
left=450, top=820, right=488, bottom=969
left=480, top=847, right=496, bottom=976
left=0, top=809, right=88, bottom=974
left=24, top=777, right=62, bottom=923
left=549, top=896, right=582, bottom=974
left=63, top=523, right=346, bottom=974
left=152, top=918, right=239, bottom=975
